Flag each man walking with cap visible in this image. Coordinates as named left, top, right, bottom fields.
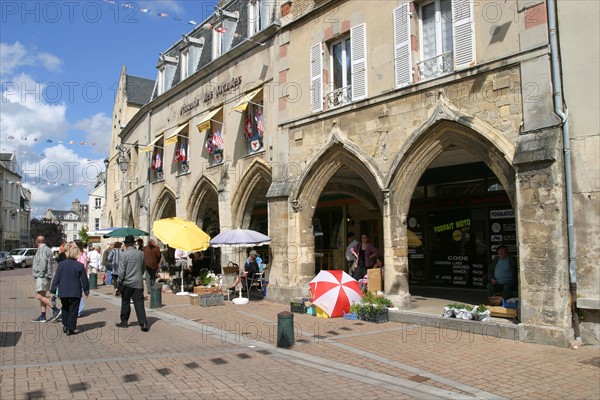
left=117, top=235, right=148, bottom=331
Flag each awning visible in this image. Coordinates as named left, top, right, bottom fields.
left=140, top=134, right=164, bottom=152
left=196, top=107, right=223, bottom=133
left=231, top=87, right=263, bottom=113
left=165, top=123, right=188, bottom=146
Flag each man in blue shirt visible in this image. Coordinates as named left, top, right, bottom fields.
left=487, top=245, right=517, bottom=299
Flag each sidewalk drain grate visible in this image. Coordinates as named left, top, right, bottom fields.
left=340, top=327, right=352, bottom=331
left=123, top=374, right=139, bottom=382
left=314, top=335, right=327, bottom=340
left=9, top=297, right=16, bottom=299
left=408, top=375, right=430, bottom=383
left=69, top=383, right=89, bottom=392
left=582, top=357, right=600, bottom=368
left=211, top=358, right=228, bottom=365
left=257, top=350, right=271, bottom=355
left=185, top=362, right=201, bottom=368
left=237, top=353, right=251, bottom=359
left=296, top=338, right=310, bottom=343
left=353, top=322, right=365, bottom=326
left=25, top=390, right=45, bottom=399
left=157, top=368, right=172, bottom=376
left=326, top=330, right=339, bottom=335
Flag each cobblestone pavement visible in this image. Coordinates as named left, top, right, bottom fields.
left=1, top=269, right=599, bottom=399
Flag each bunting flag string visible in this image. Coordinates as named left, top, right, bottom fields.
left=101, top=0, right=204, bottom=26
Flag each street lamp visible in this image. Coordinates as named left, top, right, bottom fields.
left=117, top=151, right=129, bottom=227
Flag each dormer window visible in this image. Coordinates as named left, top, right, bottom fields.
left=248, top=0, right=275, bottom=37
left=157, top=54, right=177, bottom=95
left=211, top=11, right=238, bottom=60
left=180, top=36, right=204, bottom=81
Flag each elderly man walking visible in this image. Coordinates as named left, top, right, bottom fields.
left=31, top=236, right=61, bottom=322
left=116, top=235, right=149, bottom=332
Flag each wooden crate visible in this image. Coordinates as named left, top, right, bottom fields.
left=487, top=306, right=517, bottom=318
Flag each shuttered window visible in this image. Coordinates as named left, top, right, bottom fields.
left=394, top=3, right=412, bottom=88
left=452, top=0, right=475, bottom=69
left=310, top=43, right=323, bottom=113
left=350, top=23, right=367, bottom=101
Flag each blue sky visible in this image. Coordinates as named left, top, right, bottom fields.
left=1, top=0, right=217, bottom=217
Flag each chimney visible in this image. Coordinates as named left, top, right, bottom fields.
left=71, top=199, right=81, bottom=212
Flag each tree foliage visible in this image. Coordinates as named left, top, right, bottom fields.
left=30, top=219, right=65, bottom=247
left=79, top=227, right=89, bottom=245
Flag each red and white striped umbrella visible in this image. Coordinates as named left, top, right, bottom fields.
left=309, top=270, right=362, bottom=318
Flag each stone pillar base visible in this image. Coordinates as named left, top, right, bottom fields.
left=266, top=284, right=311, bottom=305
left=518, top=323, right=574, bottom=347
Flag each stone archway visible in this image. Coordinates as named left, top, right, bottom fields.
left=188, top=176, right=220, bottom=236
left=385, top=97, right=517, bottom=306
left=291, top=138, right=384, bottom=286
left=153, top=187, right=177, bottom=221
left=231, top=158, right=272, bottom=231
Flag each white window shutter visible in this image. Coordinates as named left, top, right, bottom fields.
left=351, top=23, right=368, bottom=101
left=394, top=3, right=412, bottom=88
left=452, top=0, right=475, bottom=70
left=310, top=42, right=323, bottom=113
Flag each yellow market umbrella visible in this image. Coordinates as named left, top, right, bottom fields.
left=153, top=217, right=210, bottom=252
left=152, top=217, right=210, bottom=296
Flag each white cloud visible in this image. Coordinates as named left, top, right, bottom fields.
left=72, top=112, right=112, bottom=154
left=21, top=145, right=105, bottom=216
left=0, top=42, right=62, bottom=75
left=1, top=73, right=69, bottom=152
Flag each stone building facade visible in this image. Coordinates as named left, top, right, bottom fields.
left=106, top=0, right=599, bottom=346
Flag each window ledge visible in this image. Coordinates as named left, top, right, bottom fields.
left=243, top=149, right=266, bottom=160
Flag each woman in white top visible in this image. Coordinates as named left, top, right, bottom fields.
left=87, top=245, right=101, bottom=275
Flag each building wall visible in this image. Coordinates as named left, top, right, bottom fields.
left=557, top=0, right=600, bottom=344
left=107, top=0, right=598, bottom=347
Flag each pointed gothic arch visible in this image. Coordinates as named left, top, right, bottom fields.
left=294, top=137, right=384, bottom=218
left=387, top=96, right=517, bottom=215
left=231, top=158, right=272, bottom=229
left=188, top=176, right=220, bottom=231
left=152, top=186, right=177, bottom=222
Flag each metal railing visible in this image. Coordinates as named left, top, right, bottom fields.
left=325, top=85, right=352, bottom=109
left=417, top=52, right=454, bottom=81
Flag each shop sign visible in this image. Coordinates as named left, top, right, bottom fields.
left=203, top=76, right=242, bottom=103
left=180, top=98, right=200, bottom=116
left=490, top=209, right=514, bottom=219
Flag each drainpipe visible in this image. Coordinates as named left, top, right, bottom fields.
left=146, top=109, right=152, bottom=236
left=547, top=0, right=580, bottom=340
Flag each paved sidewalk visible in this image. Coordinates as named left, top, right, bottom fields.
left=1, top=270, right=599, bottom=399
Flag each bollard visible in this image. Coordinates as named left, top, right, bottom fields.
left=277, top=311, right=294, bottom=348
left=89, top=273, right=98, bottom=290
left=150, top=285, right=162, bottom=308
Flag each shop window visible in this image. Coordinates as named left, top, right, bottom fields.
left=243, top=101, right=264, bottom=155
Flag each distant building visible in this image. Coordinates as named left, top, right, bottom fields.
left=44, top=199, right=88, bottom=242
left=87, top=172, right=108, bottom=243
left=0, top=153, right=31, bottom=249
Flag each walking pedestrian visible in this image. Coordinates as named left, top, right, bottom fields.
left=31, top=236, right=61, bottom=323
left=102, top=243, right=114, bottom=285
left=143, top=239, right=162, bottom=295
left=108, top=242, right=122, bottom=295
left=50, top=243, right=89, bottom=335
left=74, top=240, right=88, bottom=317
left=116, top=235, right=149, bottom=332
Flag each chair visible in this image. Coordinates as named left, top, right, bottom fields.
left=221, top=262, right=240, bottom=301
left=246, top=264, right=268, bottom=299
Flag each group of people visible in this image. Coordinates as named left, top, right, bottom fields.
left=31, top=235, right=160, bottom=334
